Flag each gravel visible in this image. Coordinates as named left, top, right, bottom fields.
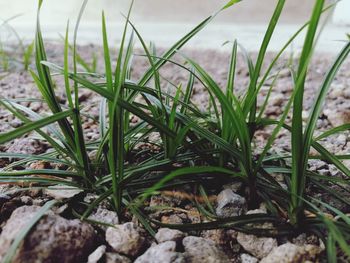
left=1, top=44, right=349, bottom=262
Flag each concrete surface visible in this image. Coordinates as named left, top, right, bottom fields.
left=0, top=0, right=348, bottom=54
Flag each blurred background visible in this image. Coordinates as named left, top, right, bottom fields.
left=0, top=0, right=349, bottom=52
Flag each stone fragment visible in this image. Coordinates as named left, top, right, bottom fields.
left=260, top=243, right=322, bottom=263
left=45, top=185, right=82, bottom=200
left=241, top=253, right=259, bottom=263
left=155, top=228, right=185, bottom=243
left=216, top=189, right=246, bottom=217
left=106, top=222, right=145, bottom=257
left=88, top=245, right=106, bottom=263
left=183, top=236, right=230, bottom=263
left=105, top=252, right=132, bottom=263
left=236, top=209, right=277, bottom=259
left=135, top=241, right=185, bottom=263
left=7, top=138, right=47, bottom=154
left=88, top=207, right=119, bottom=230
left=0, top=205, right=97, bottom=263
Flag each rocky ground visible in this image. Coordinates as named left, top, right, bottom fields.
left=0, top=43, right=349, bottom=262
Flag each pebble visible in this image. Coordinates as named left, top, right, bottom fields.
left=45, top=185, right=83, bottom=200
left=260, top=243, right=322, bottom=263
left=236, top=209, right=277, bottom=259
left=88, top=207, right=119, bottom=230
left=135, top=241, right=185, bottom=263
left=87, top=245, right=106, bottom=263
left=106, top=222, right=145, bottom=257
left=0, top=205, right=97, bottom=263
left=155, top=228, right=186, bottom=243
left=182, top=236, right=230, bottom=263
left=240, top=253, right=259, bottom=263
left=216, top=189, right=246, bottom=218
left=6, top=138, right=47, bottom=154
left=237, top=232, right=277, bottom=259
left=105, top=252, right=132, bottom=263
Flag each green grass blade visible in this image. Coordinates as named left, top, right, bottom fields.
left=290, top=0, right=325, bottom=223
left=0, top=110, right=73, bottom=144
left=303, top=41, right=350, bottom=167
left=245, top=0, right=285, bottom=129
left=314, top=123, right=350, bottom=141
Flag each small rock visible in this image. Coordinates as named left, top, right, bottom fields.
left=161, top=213, right=187, bottom=224
left=45, top=185, right=83, bottom=200
left=324, top=109, right=350, bottom=127
left=237, top=232, right=277, bottom=259
left=183, top=236, right=230, bottom=263
left=302, top=110, right=309, bottom=121
left=155, top=228, right=185, bottom=243
left=0, top=205, right=97, bottom=263
left=88, top=207, right=119, bottom=230
left=237, top=209, right=277, bottom=259
left=7, top=138, right=47, bottom=154
left=29, top=161, right=51, bottom=170
left=32, top=198, right=46, bottom=206
left=216, top=189, right=246, bottom=218
left=135, top=241, right=185, bottom=263
left=260, top=243, right=322, bottom=263
left=106, top=252, right=132, bottom=263
left=329, top=84, right=344, bottom=99
left=270, top=94, right=284, bottom=107
left=336, top=134, right=347, bottom=146
left=10, top=118, right=22, bottom=128
left=241, top=253, right=259, bottom=263
left=20, top=195, right=33, bottom=205
left=292, top=233, right=320, bottom=247
left=223, top=181, right=243, bottom=192
left=200, top=229, right=236, bottom=248
left=106, top=222, right=145, bottom=257
left=88, top=245, right=106, bottom=263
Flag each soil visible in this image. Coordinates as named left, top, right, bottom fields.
left=0, top=43, right=349, bottom=262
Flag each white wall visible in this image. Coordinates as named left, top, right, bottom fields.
left=333, top=0, right=350, bottom=25
left=0, top=0, right=320, bottom=28
left=0, top=0, right=347, bottom=53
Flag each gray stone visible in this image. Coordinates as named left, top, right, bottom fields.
left=0, top=205, right=97, bottom=263
left=222, top=181, right=243, bottom=192
left=88, top=245, right=106, bottom=263
left=236, top=208, right=277, bottom=259
left=260, top=243, right=322, bottom=263
left=216, top=189, right=246, bottom=217
left=237, top=232, right=277, bottom=259
left=135, top=241, right=185, bottom=263
left=270, top=94, right=284, bottom=106
left=182, top=236, right=230, bottom=263
left=106, top=222, right=145, bottom=257
left=7, top=138, right=47, bottom=154
left=106, top=252, right=132, bottom=263
left=88, top=207, right=119, bottom=230
left=241, top=253, right=259, bottom=263
left=20, top=195, right=33, bottom=205
left=155, top=228, right=185, bottom=243
left=200, top=229, right=236, bottom=248
left=45, top=185, right=83, bottom=200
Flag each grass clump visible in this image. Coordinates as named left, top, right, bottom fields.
left=0, top=0, right=350, bottom=261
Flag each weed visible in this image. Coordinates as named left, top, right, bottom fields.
left=0, top=0, right=349, bottom=261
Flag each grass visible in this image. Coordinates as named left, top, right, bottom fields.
left=0, top=16, right=35, bottom=71
left=0, top=0, right=350, bottom=261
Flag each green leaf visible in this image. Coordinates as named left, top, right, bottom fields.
left=0, top=110, right=73, bottom=145
left=221, top=0, right=242, bottom=11
left=138, top=166, right=243, bottom=204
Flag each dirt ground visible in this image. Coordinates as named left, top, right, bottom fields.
left=0, top=44, right=349, bottom=262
